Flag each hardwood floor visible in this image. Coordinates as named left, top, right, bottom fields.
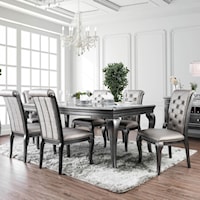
left=0, top=132, right=200, bottom=200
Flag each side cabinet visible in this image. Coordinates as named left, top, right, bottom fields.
left=164, top=94, right=200, bottom=138
left=188, top=94, right=200, bottom=138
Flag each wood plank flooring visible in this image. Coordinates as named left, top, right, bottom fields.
left=0, top=132, right=200, bottom=200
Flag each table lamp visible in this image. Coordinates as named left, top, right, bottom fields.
left=190, top=61, right=200, bottom=76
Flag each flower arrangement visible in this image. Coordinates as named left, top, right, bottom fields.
left=72, top=91, right=92, bottom=99
left=170, top=76, right=179, bottom=88
left=170, top=76, right=184, bottom=90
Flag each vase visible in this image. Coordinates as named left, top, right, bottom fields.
left=173, top=85, right=177, bottom=91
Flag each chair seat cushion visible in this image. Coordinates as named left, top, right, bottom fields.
left=63, top=128, right=93, bottom=141
left=119, top=120, right=138, bottom=130
left=27, top=123, right=41, bottom=136
left=139, top=128, right=184, bottom=143
left=72, top=118, right=105, bottom=127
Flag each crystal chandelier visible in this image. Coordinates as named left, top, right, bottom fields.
left=60, top=0, right=98, bottom=56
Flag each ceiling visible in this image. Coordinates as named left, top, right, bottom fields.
left=24, top=0, right=173, bottom=15
left=1, top=0, right=200, bottom=25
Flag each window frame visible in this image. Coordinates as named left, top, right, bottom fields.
left=0, top=20, right=61, bottom=128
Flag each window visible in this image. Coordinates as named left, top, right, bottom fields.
left=0, top=25, right=17, bottom=126
left=21, top=30, right=58, bottom=94
left=0, top=23, right=60, bottom=129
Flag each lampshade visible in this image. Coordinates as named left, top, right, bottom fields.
left=190, top=61, right=200, bottom=76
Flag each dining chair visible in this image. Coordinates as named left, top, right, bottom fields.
left=22, top=90, right=39, bottom=123
left=136, top=89, right=194, bottom=175
left=29, top=89, right=94, bottom=175
left=0, top=90, right=41, bottom=162
left=118, top=90, right=145, bottom=151
left=72, top=90, right=113, bottom=147
left=23, top=90, right=40, bottom=145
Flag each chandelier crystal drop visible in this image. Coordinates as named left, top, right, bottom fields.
left=60, top=0, right=98, bottom=56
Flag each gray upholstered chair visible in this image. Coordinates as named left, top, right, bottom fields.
left=137, top=90, right=194, bottom=175
left=118, top=90, right=145, bottom=151
left=22, top=90, right=39, bottom=123
left=23, top=90, right=39, bottom=145
left=72, top=90, right=112, bottom=147
left=29, top=89, right=94, bottom=175
left=0, top=90, right=41, bottom=162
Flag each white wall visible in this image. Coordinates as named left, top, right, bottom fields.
left=75, top=12, right=200, bottom=129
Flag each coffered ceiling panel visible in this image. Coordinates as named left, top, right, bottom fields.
left=1, top=0, right=200, bottom=25
left=109, top=0, right=149, bottom=7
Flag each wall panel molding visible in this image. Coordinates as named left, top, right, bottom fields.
left=102, top=33, right=132, bottom=88
left=170, top=25, right=200, bottom=75
left=170, top=25, right=200, bottom=92
left=134, top=29, right=167, bottom=97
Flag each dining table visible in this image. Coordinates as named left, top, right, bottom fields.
left=24, top=102, right=156, bottom=168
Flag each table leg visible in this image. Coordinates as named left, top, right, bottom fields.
left=107, top=119, right=120, bottom=168
left=146, top=113, right=156, bottom=128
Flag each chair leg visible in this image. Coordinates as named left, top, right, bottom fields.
left=123, top=129, right=129, bottom=152
left=67, top=145, right=70, bottom=157
left=91, top=125, right=95, bottom=137
left=10, top=133, right=14, bottom=159
left=72, top=122, right=76, bottom=128
left=89, top=137, right=94, bottom=164
left=23, top=137, right=29, bottom=163
left=155, top=142, right=163, bottom=175
left=106, top=128, right=109, bottom=141
left=39, top=140, right=45, bottom=169
left=36, top=136, right=40, bottom=149
left=58, top=144, right=64, bottom=175
left=147, top=142, right=152, bottom=152
left=168, top=145, right=172, bottom=158
left=184, top=139, right=191, bottom=168
left=122, top=131, right=125, bottom=143
left=136, top=134, right=142, bottom=162
left=102, top=126, right=107, bottom=148
left=53, top=145, right=57, bottom=154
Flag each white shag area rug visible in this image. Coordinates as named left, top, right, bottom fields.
left=0, top=137, right=197, bottom=193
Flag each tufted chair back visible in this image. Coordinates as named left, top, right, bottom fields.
left=123, top=90, right=144, bottom=104
left=30, top=89, right=63, bottom=142
left=92, top=90, right=113, bottom=104
left=167, top=90, right=194, bottom=134
left=0, top=90, right=27, bottom=134
left=122, top=90, right=145, bottom=121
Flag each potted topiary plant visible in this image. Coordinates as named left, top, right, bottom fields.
left=190, top=82, right=197, bottom=91
left=103, top=62, right=129, bottom=102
